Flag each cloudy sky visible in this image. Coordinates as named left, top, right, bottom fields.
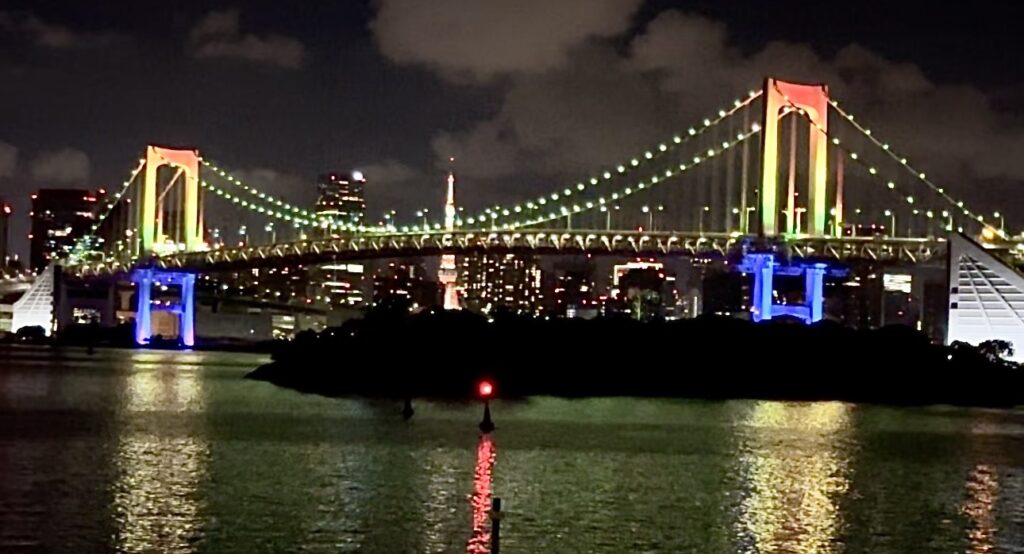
left=1, top=1, right=1023, bottom=253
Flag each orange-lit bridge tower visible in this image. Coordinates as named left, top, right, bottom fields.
left=759, top=78, right=834, bottom=237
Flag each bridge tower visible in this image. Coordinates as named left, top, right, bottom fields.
left=759, top=79, right=833, bottom=238
left=439, top=169, right=460, bottom=310
left=141, top=145, right=203, bottom=255
left=134, top=145, right=202, bottom=347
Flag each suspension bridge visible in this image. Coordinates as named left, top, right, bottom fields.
left=13, top=77, right=1024, bottom=348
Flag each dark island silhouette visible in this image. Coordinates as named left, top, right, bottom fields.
left=248, top=308, right=1024, bottom=408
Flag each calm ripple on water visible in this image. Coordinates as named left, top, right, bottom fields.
left=1, top=346, right=1023, bottom=552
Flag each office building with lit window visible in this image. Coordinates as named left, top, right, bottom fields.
left=373, top=260, right=439, bottom=311
left=309, top=171, right=368, bottom=307
left=29, top=188, right=104, bottom=271
left=607, top=259, right=679, bottom=319
left=460, top=253, right=543, bottom=315
left=547, top=260, right=597, bottom=318
left=316, top=171, right=366, bottom=230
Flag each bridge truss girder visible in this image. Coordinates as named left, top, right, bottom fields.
left=65, top=231, right=952, bottom=277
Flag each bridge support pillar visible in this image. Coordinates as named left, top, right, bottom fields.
left=132, top=269, right=196, bottom=348
left=744, top=254, right=828, bottom=324
left=181, top=274, right=196, bottom=347
left=133, top=269, right=153, bottom=345
left=750, top=254, right=774, bottom=322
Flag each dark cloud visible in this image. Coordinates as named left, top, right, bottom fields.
left=432, top=45, right=673, bottom=183
left=189, top=10, right=305, bottom=70
left=0, top=9, right=122, bottom=48
left=0, top=0, right=1022, bottom=254
left=360, top=159, right=421, bottom=186
left=631, top=12, right=1024, bottom=183
left=373, top=0, right=643, bottom=81
left=0, top=141, right=16, bottom=178
left=370, top=6, right=1024, bottom=209
left=232, top=167, right=311, bottom=204
left=30, top=148, right=90, bottom=184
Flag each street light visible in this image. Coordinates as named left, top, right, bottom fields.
left=641, top=205, right=652, bottom=230
left=744, top=207, right=756, bottom=234
left=600, top=205, right=610, bottom=230
left=884, top=209, right=896, bottom=237
left=698, top=205, right=710, bottom=235
left=994, top=211, right=1005, bottom=233
left=416, top=208, right=430, bottom=228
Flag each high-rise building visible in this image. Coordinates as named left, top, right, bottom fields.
left=315, top=171, right=366, bottom=230
left=460, top=253, right=543, bottom=315
left=29, top=188, right=103, bottom=271
left=608, top=259, right=678, bottom=319
left=701, top=267, right=745, bottom=317
left=310, top=262, right=368, bottom=308
left=831, top=262, right=883, bottom=328
left=548, top=260, right=597, bottom=318
left=311, top=171, right=367, bottom=308
left=373, top=260, right=438, bottom=311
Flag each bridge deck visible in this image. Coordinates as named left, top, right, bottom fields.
left=66, top=230, right=960, bottom=276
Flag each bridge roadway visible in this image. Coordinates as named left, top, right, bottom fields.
left=65, top=229, right=971, bottom=276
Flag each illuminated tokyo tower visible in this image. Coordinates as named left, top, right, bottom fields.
left=439, top=162, right=460, bottom=310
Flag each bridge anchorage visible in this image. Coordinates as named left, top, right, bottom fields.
left=12, top=77, right=1022, bottom=351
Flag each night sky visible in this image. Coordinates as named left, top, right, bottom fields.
left=1, top=0, right=1023, bottom=256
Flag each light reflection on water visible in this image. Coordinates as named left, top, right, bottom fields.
left=1, top=347, right=1024, bottom=552
left=735, top=402, right=853, bottom=554
left=467, top=434, right=495, bottom=553
left=964, top=463, right=998, bottom=554
left=113, top=354, right=208, bottom=553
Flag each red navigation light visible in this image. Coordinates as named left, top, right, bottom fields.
left=478, top=380, right=494, bottom=398
left=2, top=205, right=10, bottom=215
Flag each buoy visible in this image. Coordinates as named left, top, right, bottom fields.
left=478, top=380, right=495, bottom=433
left=479, top=401, right=495, bottom=433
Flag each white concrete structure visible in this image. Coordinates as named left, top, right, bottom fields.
left=948, top=234, right=1024, bottom=361
left=12, top=264, right=54, bottom=335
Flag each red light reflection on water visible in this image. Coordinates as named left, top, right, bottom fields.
left=467, top=434, right=496, bottom=553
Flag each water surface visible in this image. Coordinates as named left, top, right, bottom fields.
left=1, top=346, right=1023, bottom=552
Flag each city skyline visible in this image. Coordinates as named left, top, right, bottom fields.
left=4, top=4, right=1024, bottom=552
left=1, top=1, right=1024, bottom=259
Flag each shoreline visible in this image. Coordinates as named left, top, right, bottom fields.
left=246, top=310, right=1024, bottom=409
left=245, top=361, right=1023, bottom=409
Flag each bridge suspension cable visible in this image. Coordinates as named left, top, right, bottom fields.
left=769, top=81, right=998, bottom=238
left=781, top=106, right=944, bottom=235
left=198, top=158, right=381, bottom=233
left=67, top=157, right=146, bottom=262
left=828, top=98, right=1002, bottom=236
left=462, top=120, right=766, bottom=231
left=199, top=179, right=316, bottom=227
left=445, top=89, right=764, bottom=231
